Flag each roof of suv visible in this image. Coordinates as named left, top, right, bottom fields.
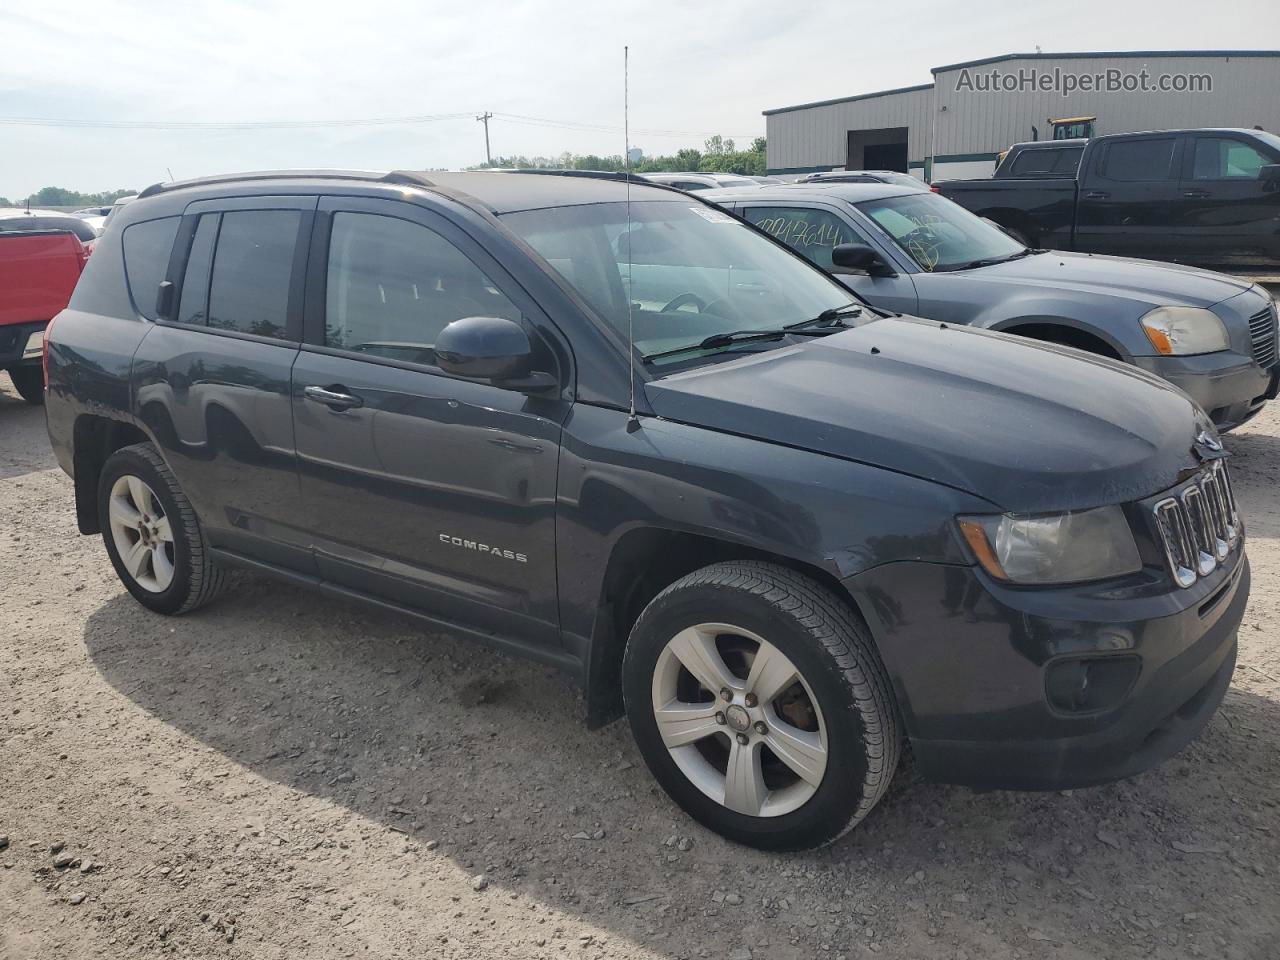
left=135, top=169, right=684, bottom=214
left=700, top=182, right=926, bottom=204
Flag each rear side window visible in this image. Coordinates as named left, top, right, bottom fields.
left=121, top=217, right=180, bottom=318
left=1010, top=147, right=1082, bottom=177
left=177, top=214, right=219, bottom=326
left=1098, top=138, right=1177, bottom=181
left=206, top=210, right=300, bottom=339
left=742, top=206, right=868, bottom=270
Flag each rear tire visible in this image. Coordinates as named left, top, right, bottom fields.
left=8, top=366, right=44, bottom=405
left=98, top=442, right=227, bottom=615
left=622, top=560, right=900, bottom=850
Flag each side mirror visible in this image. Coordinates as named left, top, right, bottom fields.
left=1259, top=163, right=1280, bottom=183
left=831, top=243, right=895, bottom=277
left=434, top=316, right=556, bottom=393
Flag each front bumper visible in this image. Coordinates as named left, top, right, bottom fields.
left=844, top=551, right=1247, bottom=791
left=1133, top=351, right=1277, bottom=431
left=0, top=320, right=47, bottom=368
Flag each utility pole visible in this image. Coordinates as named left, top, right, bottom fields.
left=476, top=112, right=493, bottom=166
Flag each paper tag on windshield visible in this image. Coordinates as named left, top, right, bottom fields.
left=689, top=206, right=735, bottom=224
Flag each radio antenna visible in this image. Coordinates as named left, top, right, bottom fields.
left=624, top=44, right=639, bottom=431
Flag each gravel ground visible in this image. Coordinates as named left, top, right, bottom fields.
left=2, top=369, right=1279, bottom=960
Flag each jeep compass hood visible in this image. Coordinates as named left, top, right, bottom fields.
left=645, top=317, right=1204, bottom=513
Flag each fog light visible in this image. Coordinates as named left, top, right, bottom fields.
left=1045, top=656, right=1140, bottom=714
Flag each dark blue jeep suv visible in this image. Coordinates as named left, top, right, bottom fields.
left=44, top=169, right=1247, bottom=849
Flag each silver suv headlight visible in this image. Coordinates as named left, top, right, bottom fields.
left=1140, top=306, right=1229, bottom=355
left=958, top=505, right=1142, bottom=584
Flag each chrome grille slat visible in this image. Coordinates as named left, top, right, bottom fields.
left=1151, top=462, right=1240, bottom=588
left=1248, top=305, right=1277, bottom=368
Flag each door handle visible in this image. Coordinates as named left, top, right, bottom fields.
left=1182, top=189, right=1210, bottom=199
left=1082, top=190, right=1110, bottom=200
left=303, top=384, right=364, bottom=410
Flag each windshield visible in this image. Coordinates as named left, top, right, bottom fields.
left=502, top=201, right=856, bottom=364
left=857, top=192, right=1026, bottom=272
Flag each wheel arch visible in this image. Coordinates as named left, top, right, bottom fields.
left=582, top=526, right=872, bottom=729
left=991, top=317, right=1129, bottom=361
left=71, top=414, right=151, bottom=534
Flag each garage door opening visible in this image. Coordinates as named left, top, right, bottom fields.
left=847, top=127, right=909, bottom=172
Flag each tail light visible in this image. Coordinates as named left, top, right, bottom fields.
left=79, top=238, right=95, bottom=267
left=929, top=184, right=940, bottom=192
left=42, top=313, right=56, bottom=388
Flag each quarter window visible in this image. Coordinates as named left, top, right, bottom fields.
left=1192, top=138, right=1270, bottom=180
left=121, top=217, right=180, bottom=318
left=743, top=206, right=866, bottom=270
left=324, top=212, right=519, bottom=366
left=206, top=210, right=300, bottom=339
left=1098, top=138, right=1177, bottom=181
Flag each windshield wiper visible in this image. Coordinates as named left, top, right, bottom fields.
left=941, top=248, right=1036, bottom=272
left=641, top=319, right=851, bottom=364
left=785, top=302, right=864, bottom=331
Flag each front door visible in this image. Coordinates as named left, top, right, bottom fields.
left=291, top=196, right=570, bottom=646
left=1074, top=134, right=1183, bottom=261
left=737, top=201, right=919, bottom=314
left=1174, top=133, right=1280, bottom=268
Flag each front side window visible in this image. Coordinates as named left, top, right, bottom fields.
left=502, top=200, right=856, bottom=364
left=1098, top=138, right=1177, bottom=181
left=858, top=192, right=1025, bottom=272
left=324, top=212, right=518, bottom=366
left=742, top=206, right=867, bottom=270
left=121, top=216, right=179, bottom=318
left=1192, top=137, right=1270, bottom=180
left=206, top=210, right=300, bottom=339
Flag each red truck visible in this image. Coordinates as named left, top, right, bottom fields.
left=0, top=210, right=95, bottom=404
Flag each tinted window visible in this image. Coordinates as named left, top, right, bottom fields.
left=325, top=212, right=518, bottom=365
left=743, top=206, right=868, bottom=270
left=1010, top=147, right=1082, bottom=177
left=1099, top=138, right=1177, bottom=181
left=178, top=214, right=219, bottom=326
left=859, top=192, right=1025, bottom=272
left=121, top=217, right=180, bottom=318
left=206, top=210, right=299, bottom=339
left=1192, top=137, right=1270, bottom=179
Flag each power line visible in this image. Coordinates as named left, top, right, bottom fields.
left=0, top=110, right=760, bottom=140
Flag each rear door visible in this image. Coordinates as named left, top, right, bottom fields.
left=1074, top=134, right=1183, bottom=260
left=291, top=195, right=569, bottom=647
left=736, top=200, right=919, bottom=313
left=1174, top=132, right=1280, bottom=268
left=131, top=196, right=316, bottom=572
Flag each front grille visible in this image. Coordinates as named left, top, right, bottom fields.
left=1248, top=304, right=1277, bottom=368
left=1152, top=460, right=1240, bottom=588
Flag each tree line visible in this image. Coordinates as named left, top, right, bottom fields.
left=1, top=186, right=136, bottom=208
left=473, top=136, right=767, bottom=176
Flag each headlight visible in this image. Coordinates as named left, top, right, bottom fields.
left=957, top=505, right=1142, bottom=584
left=1140, top=306, right=1229, bottom=355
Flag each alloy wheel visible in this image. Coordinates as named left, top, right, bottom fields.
left=107, top=474, right=176, bottom=593
left=650, top=622, right=828, bottom=817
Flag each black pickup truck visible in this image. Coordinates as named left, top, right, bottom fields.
left=937, top=128, right=1280, bottom=269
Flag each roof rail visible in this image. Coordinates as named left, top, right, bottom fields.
left=137, top=169, right=429, bottom=199
left=483, top=168, right=651, bottom=183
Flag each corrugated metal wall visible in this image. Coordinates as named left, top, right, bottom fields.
left=765, top=53, right=1280, bottom=174
left=933, top=54, right=1280, bottom=156
left=765, top=86, right=934, bottom=172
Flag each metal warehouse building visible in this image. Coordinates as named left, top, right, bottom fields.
left=764, top=50, right=1280, bottom=182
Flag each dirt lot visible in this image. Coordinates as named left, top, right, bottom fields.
left=2, top=370, right=1279, bottom=960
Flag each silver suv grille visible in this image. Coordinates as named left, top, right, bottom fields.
left=1152, top=460, right=1240, bottom=588
left=1248, top=304, right=1277, bottom=368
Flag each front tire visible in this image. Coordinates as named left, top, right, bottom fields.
left=8, top=366, right=44, bottom=405
left=98, top=442, right=227, bottom=615
left=622, top=561, right=900, bottom=850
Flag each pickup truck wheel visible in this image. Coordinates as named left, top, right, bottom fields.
left=98, top=443, right=227, bottom=615
left=8, top=366, right=44, bottom=406
left=622, top=561, right=900, bottom=850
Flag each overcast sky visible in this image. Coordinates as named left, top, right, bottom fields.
left=2, top=0, right=1278, bottom=198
